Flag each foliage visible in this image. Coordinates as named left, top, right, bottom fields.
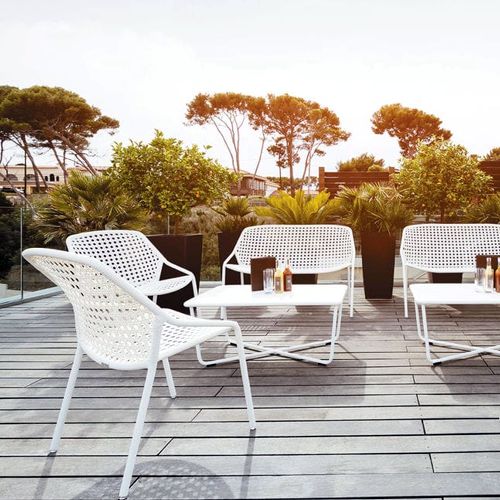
left=185, top=92, right=267, bottom=177
left=371, top=103, right=452, bottom=158
left=0, top=85, right=119, bottom=181
left=395, top=140, right=491, bottom=222
left=483, top=147, right=500, bottom=161
left=255, top=190, right=337, bottom=224
left=337, top=153, right=385, bottom=172
left=333, top=183, right=414, bottom=236
left=32, top=171, right=148, bottom=244
left=178, top=207, right=220, bottom=281
left=263, top=94, right=349, bottom=194
left=108, top=130, right=237, bottom=232
left=0, top=194, right=17, bottom=277
left=213, top=196, right=260, bottom=233
left=266, top=175, right=318, bottom=192
left=463, top=194, right=500, bottom=223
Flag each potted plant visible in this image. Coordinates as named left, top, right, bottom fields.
left=334, top=183, right=414, bottom=299
left=108, top=131, right=236, bottom=311
left=214, top=196, right=260, bottom=284
left=255, top=190, right=338, bottom=283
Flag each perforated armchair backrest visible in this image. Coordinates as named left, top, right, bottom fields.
left=23, top=248, right=163, bottom=369
left=401, top=224, right=500, bottom=273
left=66, top=230, right=162, bottom=287
left=233, top=225, right=355, bottom=272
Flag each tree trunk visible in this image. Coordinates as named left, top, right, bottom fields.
left=21, top=135, right=48, bottom=191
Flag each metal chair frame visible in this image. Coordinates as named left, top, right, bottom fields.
left=23, top=248, right=255, bottom=500
left=221, top=224, right=356, bottom=317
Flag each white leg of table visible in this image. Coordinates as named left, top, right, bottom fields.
left=414, top=301, right=424, bottom=342
left=420, top=305, right=435, bottom=364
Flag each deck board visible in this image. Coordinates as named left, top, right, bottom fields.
left=1, top=289, right=500, bottom=498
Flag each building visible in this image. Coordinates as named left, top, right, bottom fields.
left=0, top=165, right=109, bottom=198
left=230, top=171, right=280, bottom=197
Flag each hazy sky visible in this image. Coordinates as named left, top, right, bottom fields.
left=1, top=0, right=499, bottom=176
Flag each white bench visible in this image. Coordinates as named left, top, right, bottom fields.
left=401, top=224, right=500, bottom=317
left=222, top=224, right=356, bottom=316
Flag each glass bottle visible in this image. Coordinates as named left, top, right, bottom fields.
left=283, top=259, right=293, bottom=292
left=274, top=262, right=283, bottom=293
left=485, top=257, right=494, bottom=292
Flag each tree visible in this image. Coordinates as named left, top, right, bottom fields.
left=483, top=147, right=500, bottom=161
left=185, top=93, right=267, bottom=179
left=263, top=94, right=349, bottom=194
left=394, top=140, right=491, bottom=222
left=371, top=103, right=452, bottom=158
left=32, top=171, right=148, bottom=244
left=337, top=153, right=385, bottom=172
left=108, top=130, right=237, bottom=233
left=0, top=86, right=119, bottom=183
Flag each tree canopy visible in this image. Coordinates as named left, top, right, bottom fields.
left=263, top=94, right=349, bottom=194
left=483, top=147, right=500, bottom=161
left=108, top=130, right=237, bottom=232
left=0, top=85, right=119, bottom=190
left=371, top=103, right=452, bottom=158
left=395, top=140, right=491, bottom=222
left=185, top=92, right=266, bottom=178
left=337, top=153, right=385, bottom=172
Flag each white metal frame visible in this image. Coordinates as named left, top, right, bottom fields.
left=401, top=224, right=500, bottom=317
left=222, top=224, right=356, bottom=317
left=67, top=229, right=198, bottom=303
left=23, top=248, right=255, bottom=500
left=411, top=283, right=500, bottom=364
left=66, top=229, right=198, bottom=399
left=185, top=284, right=347, bottom=366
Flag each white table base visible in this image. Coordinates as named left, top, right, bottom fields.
left=411, top=284, right=500, bottom=364
left=193, top=304, right=343, bottom=366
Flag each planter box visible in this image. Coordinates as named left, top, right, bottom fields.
left=361, top=231, right=395, bottom=299
left=148, top=234, right=202, bottom=314
left=218, top=231, right=250, bottom=285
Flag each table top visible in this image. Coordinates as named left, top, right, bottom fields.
left=410, top=283, right=500, bottom=305
left=185, top=284, right=347, bottom=308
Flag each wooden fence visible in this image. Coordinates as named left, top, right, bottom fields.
left=318, top=167, right=394, bottom=195
left=479, top=160, right=500, bottom=192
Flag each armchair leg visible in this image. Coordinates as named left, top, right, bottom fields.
left=232, top=326, right=256, bottom=430
left=119, top=365, right=156, bottom=500
left=162, top=359, right=176, bottom=398
left=49, top=345, right=83, bottom=455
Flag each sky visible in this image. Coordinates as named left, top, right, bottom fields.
left=1, top=0, right=499, bottom=176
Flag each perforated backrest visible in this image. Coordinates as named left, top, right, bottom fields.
left=66, top=230, right=162, bottom=287
left=233, top=225, right=355, bottom=272
left=23, top=249, right=162, bottom=369
left=401, top=224, right=500, bottom=272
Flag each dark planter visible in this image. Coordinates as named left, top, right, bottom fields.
left=148, top=234, right=202, bottom=314
left=217, top=231, right=250, bottom=285
left=361, top=231, right=396, bottom=299
left=292, top=273, right=318, bottom=284
left=429, top=272, right=463, bottom=283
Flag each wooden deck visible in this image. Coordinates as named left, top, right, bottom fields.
left=1, top=289, right=500, bottom=499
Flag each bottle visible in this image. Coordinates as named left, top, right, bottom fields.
left=485, top=257, right=494, bottom=292
left=274, top=262, right=283, bottom=293
left=496, top=264, right=500, bottom=293
left=283, top=259, right=293, bottom=292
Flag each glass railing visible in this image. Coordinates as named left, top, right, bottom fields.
left=0, top=204, right=59, bottom=306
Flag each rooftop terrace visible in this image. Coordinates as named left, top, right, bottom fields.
left=1, top=289, right=500, bottom=499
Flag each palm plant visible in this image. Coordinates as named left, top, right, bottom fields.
left=255, top=190, right=337, bottom=224
left=214, top=196, right=260, bottom=233
left=33, top=171, right=149, bottom=244
left=463, top=194, right=500, bottom=223
left=334, top=183, right=413, bottom=236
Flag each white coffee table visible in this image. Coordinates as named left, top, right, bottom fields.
left=184, top=284, right=347, bottom=366
left=411, top=283, right=500, bottom=364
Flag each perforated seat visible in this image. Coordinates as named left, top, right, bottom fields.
left=66, top=229, right=197, bottom=303
left=22, top=248, right=255, bottom=500
left=223, top=224, right=356, bottom=316
left=401, top=224, right=500, bottom=316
